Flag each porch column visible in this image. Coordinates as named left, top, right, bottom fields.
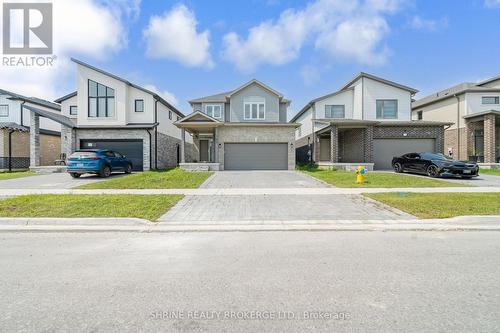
left=363, top=125, right=374, bottom=163
left=180, top=129, right=186, bottom=163
left=214, top=127, right=219, bottom=163
left=29, top=111, right=40, bottom=167
left=330, top=125, right=338, bottom=163
left=484, top=114, right=496, bottom=163
left=61, top=125, right=76, bottom=158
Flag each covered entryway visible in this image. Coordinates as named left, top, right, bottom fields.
left=80, top=139, right=144, bottom=171
left=373, top=138, right=436, bottom=170
left=224, top=143, right=288, bottom=170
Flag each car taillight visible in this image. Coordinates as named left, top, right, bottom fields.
left=89, top=157, right=101, bottom=160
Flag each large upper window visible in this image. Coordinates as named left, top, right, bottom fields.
left=0, top=105, right=8, bottom=117
left=376, top=99, right=398, bottom=119
left=244, top=102, right=265, bottom=120
left=69, top=105, right=78, bottom=115
left=88, top=80, right=115, bottom=117
left=482, top=96, right=499, bottom=105
left=205, top=105, right=222, bottom=119
left=325, top=105, right=345, bottom=118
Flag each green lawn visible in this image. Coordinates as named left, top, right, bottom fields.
left=0, top=194, right=183, bottom=221
left=78, top=168, right=212, bottom=189
left=480, top=168, right=500, bottom=176
left=365, top=192, right=500, bottom=219
left=299, top=167, right=465, bottom=188
left=0, top=171, right=34, bottom=181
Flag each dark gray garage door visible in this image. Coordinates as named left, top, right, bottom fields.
left=373, top=138, right=436, bottom=170
left=224, top=143, right=288, bottom=170
left=80, top=139, right=144, bottom=171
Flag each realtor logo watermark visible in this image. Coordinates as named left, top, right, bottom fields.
left=2, top=2, right=55, bottom=66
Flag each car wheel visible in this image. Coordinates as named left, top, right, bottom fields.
left=70, top=173, right=81, bottom=178
left=393, top=162, right=403, bottom=173
left=426, top=164, right=440, bottom=178
left=100, top=166, right=111, bottom=178
left=124, top=164, right=132, bottom=174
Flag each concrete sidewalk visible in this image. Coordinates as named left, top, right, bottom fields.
left=0, top=187, right=499, bottom=196
left=1, top=216, right=500, bottom=232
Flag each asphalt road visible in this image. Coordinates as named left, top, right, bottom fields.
left=1, top=231, right=500, bottom=332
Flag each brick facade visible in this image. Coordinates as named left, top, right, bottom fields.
left=484, top=114, right=497, bottom=163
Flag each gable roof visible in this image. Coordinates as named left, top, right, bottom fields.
left=176, top=111, right=221, bottom=124
left=289, top=88, right=354, bottom=123
left=412, top=78, right=500, bottom=109
left=188, top=79, right=287, bottom=105
left=71, top=58, right=184, bottom=117
left=340, top=72, right=419, bottom=94
left=0, top=88, right=61, bottom=111
left=477, top=75, right=500, bottom=87
left=54, top=91, right=77, bottom=103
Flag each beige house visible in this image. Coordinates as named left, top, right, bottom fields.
left=412, top=76, right=500, bottom=167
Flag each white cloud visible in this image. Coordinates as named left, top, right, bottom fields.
left=222, top=0, right=406, bottom=72
left=144, top=84, right=179, bottom=107
left=143, top=5, right=213, bottom=68
left=0, top=0, right=134, bottom=99
left=409, top=15, right=448, bottom=31
left=485, top=0, right=500, bottom=8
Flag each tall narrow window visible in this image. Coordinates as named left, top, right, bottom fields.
left=417, top=110, right=423, bottom=120
left=88, top=80, right=115, bottom=117
left=0, top=105, right=9, bottom=117
left=325, top=105, right=345, bottom=118
left=135, top=99, right=144, bottom=112
left=69, top=105, right=78, bottom=115
left=376, top=100, right=398, bottom=119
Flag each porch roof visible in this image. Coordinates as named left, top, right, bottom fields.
left=23, top=105, right=76, bottom=128
left=463, top=110, right=500, bottom=120
left=0, top=122, right=29, bottom=132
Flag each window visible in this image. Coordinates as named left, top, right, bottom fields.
left=88, top=80, right=115, bottom=117
left=376, top=99, right=398, bottom=119
left=482, top=96, right=499, bottom=105
left=417, top=110, right=423, bottom=120
left=325, top=105, right=345, bottom=118
left=205, top=105, right=222, bottom=119
left=135, top=99, right=144, bottom=112
left=244, top=102, right=265, bottom=120
left=177, top=116, right=181, bottom=121
left=0, top=104, right=8, bottom=117
left=69, top=105, right=78, bottom=115
left=169, top=110, right=172, bottom=120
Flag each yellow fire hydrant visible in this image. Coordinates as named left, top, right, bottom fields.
left=355, top=165, right=367, bottom=184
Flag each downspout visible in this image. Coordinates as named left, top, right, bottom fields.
left=454, top=94, right=460, bottom=159
left=8, top=130, right=14, bottom=172
left=311, top=103, right=316, bottom=165
left=20, top=101, right=25, bottom=126
left=147, top=129, right=152, bottom=171
left=154, top=99, right=159, bottom=169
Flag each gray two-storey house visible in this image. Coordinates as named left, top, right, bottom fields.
left=176, top=80, right=297, bottom=170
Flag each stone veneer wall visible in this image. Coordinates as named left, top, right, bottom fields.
left=216, top=126, right=296, bottom=170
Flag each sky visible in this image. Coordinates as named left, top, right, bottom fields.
left=1, top=0, right=500, bottom=119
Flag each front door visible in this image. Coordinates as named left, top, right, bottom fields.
left=200, top=140, right=209, bottom=162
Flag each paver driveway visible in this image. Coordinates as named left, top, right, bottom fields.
left=161, top=171, right=411, bottom=222
left=201, top=170, right=327, bottom=188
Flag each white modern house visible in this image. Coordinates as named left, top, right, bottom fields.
left=0, top=89, right=61, bottom=170
left=26, top=58, right=193, bottom=171
left=292, top=73, right=451, bottom=170
left=412, top=75, right=500, bottom=166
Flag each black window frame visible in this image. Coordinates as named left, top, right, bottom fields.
left=135, top=99, right=144, bottom=112
left=0, top=104, right=9, bottom=117
left=88, top=79, right=115, bottom=118
left=169, top=110, right=172, bottom=120
left=417, top=110, right=423, bottom=120
left=69, top=105, right=78, bottom=115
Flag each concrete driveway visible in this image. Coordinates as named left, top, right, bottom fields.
left=0, top=172, right=127, bottom=189
left=201, top=170, right=327, bottom=188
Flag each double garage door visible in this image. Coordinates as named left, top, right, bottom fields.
left=80, top=139, right=144, bottom=171
left=373, top=138, right=436, bottom=170
left=224, top=143, right=288, bottom=170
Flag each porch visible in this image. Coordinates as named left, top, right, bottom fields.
left=464, top=111, right=500, bottom=167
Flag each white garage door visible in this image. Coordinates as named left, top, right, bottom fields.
left=373, top=138, right=436, bottom=170
left=224, top=143, right=288, bottom=170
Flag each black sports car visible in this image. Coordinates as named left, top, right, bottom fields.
left=391, top=152, right=479, bottom=178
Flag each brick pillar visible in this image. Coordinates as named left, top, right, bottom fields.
left=484, top=114, right=496, bottom=163
left=363, top=125, right=374, bottom=163
left=29, top=111, right=40, bottom=167
left=330, top=126, right=338, bottom=163
left=61, top=125, right=76, bottom=159
left=180, top=129, right=186, bottom=163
